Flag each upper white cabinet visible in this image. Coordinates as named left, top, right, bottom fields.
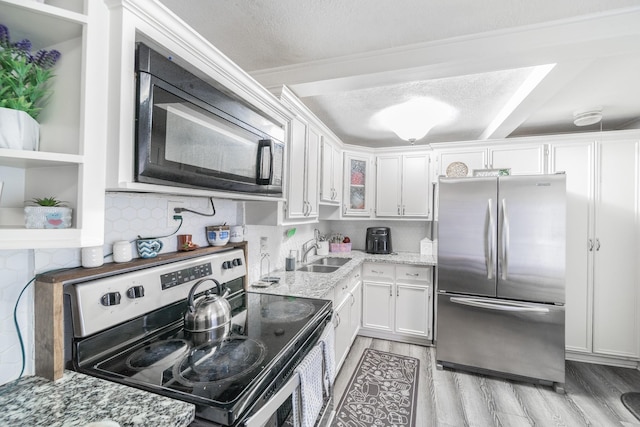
left=279, top=88, right=321, bottom=221
left=437, top=147, right=487, bottom=178
left=488, top=143, right=546, bottom=175
left=435, top=141, right=546, bottom=179
left=548, top=130, right=639, bottom=360
left=320, top=136, right=342, bottom=204
left=0, top=0, right=109, bottom=249
left=375, top=152, right=431, bottom=218
left=104, top=0, right=290, bottom=201
left=343, top=151, right=373, bottom=217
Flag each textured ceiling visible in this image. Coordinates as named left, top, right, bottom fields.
left=159, top=0, right=640, bottom=147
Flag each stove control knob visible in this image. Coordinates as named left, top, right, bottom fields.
left=222, top=261, right=232, bottom=269
left=233, top=258, right=242, bottom=266
left=101, top=292, right=121, bottom=306
left=126, top=286, right=145, bottom=299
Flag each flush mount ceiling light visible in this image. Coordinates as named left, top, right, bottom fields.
left=573, top=107, right=603, bottom=126
left=372, top=97, right=457, bottom=144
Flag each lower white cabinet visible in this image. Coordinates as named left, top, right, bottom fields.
left=360, top=263, right=433, bottom=343
left=333, top=268, right=362, bottom=371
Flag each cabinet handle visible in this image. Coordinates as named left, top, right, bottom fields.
left=595, top=238, right=601, bottom=251
left=405, top=273, right=419, bottom=277
left=334, top=312, right=341, bottom=327
left=397, top=206, right=401, bottom=215
left=397, top=288, right=399, bottom=297
left=588, top=239, right=594, bottom=251
left=402, top=205, right=405, bottom=215
left=350, top=292, right=355, bottom=305
left=389, top=287, right=392, bottom=297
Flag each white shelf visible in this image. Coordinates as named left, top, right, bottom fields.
left=0, top=149, right=83, bottom=168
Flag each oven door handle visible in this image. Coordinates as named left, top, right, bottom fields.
left=243, top=371, right=301, bottom=427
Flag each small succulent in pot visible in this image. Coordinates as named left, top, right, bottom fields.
left=24, top=196, right=72, bottom=229
left=27, top=196, right=68, bottom=207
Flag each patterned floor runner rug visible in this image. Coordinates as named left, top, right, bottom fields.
left=333, top=348, right=420, bottom=427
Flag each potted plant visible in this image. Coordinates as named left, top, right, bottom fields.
left=0, top=23, right=61, bottom=150
left=24, top=196, right=72, bottom=229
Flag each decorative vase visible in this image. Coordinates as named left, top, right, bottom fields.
left=24, top=206, right=72, bottom=229
left=0, top=107, right=40, bottom=151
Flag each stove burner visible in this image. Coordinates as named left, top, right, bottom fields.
left=174, top=337, right=266, bottom=386
left=261, top=300, right=315, bottom=323
left=126, top=339, right=189, bottom=369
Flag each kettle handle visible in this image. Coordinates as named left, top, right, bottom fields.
left=187, top=278, right=224, bottom=313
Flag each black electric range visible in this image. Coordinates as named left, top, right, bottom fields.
left=63, top=249, right=332, bottom=426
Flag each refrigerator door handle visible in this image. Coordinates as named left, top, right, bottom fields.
left=500, top=198, right=509, bottom=280
left=485, top=198, right=495, bottom=279
left=449, top=297, right=550, bottom=313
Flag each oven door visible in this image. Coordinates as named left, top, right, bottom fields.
left=136, top=72, right=284, bottom=195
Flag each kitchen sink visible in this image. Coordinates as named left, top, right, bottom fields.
left=297, top=264, right=341, bottom=273
left=310, top=257, right=352, bottom=267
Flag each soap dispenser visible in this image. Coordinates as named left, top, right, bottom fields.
left=285, top=250, right=296, bottom=271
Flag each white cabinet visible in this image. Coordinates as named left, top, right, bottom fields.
left=284, top=115, right=319, bottom=220
left=320, top=137, right=342, bottom=204
left=549, top=131, right=639, bottom=359
left=361, top=263, right=433, bottom=343
left=343, top=151, right=373, bottom=217
left=437, top=147, right=487, bottom=178
left=435, top=142, right=546, bottom=179
left=0, top=0, right=109, bottom=249
left=375, top=152, right=431, bottom=218
left=333, top=268, right=362, bottom=371
left=488, top=144, right=546, bottom=175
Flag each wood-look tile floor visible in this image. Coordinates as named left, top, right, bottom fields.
left=333, top=337, right=640, bottom=427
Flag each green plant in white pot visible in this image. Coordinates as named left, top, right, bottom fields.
left=0, top=23, right=61, bottom=151
left=24, top=196, right=72, bottom=229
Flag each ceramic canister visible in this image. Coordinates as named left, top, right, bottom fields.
left=229, top=225, right=244, bottom=242
left=113, top=240, right=132, bottom=262
left=82, top=246, right=104, bottom=268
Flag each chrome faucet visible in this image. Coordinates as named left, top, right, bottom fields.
left=301, top=238, right=319, bottom=263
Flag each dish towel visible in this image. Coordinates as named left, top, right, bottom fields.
left=292, top=344, right=324, bottom=427
left=319, top=322, right=336, bottom=395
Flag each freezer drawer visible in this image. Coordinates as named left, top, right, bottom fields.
left=436, top=292, right=565, bottom=385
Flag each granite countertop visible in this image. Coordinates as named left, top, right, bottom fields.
left=0, top=371, right=195, bottom=427
left=249, top=250, right=436, bottom=299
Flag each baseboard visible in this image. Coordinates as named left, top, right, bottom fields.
left=565, top=350, right=639, bottom=369
left=357, top=329, right=433, bottom=347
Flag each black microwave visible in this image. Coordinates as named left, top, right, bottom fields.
left=134, top=43, right=285, bottom=195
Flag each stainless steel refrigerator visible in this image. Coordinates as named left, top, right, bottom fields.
left=436, top=174, right=566, bottom=390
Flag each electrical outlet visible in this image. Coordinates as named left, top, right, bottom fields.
left=167, top=201, right=185, bottom=227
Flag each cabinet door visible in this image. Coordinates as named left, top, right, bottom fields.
left=375, top=155, right=402, bottom=217
left=402, top=153, right=430, bottom=217
left=287, top=116, right=307, bottom=218
left=395, top=283, right=430, bottom=337
left=349, top=281, right=362, bottom=342
left=331, top=144, right=343, bottom=203
left=438, top=149, right=487, bottom=177
left=489, top=144, right=546, bottom=175
left=362, top=281, right=393, bottom=331
left=334, top=297, right=352, bottom=370
left=306, top=125, right=320, bottom=217
left=320, top=139, right=334, bottom=203
left=548, top=141, right=594, bottom=353
left=344, top=153, right=372, bottom=216
left=592, top=138, right=639, bottom=358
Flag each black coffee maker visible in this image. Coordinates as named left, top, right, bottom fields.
left=366, top=227, right=392, bottom=254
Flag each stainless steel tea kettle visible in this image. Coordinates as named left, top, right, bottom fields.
left=184, top=278, right=231, bottom=345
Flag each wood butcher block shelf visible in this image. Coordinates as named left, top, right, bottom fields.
left=34, top=242, right=248, bottom=382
